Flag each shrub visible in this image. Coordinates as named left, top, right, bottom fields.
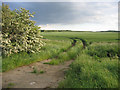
left=1, top=4, right=44, bottom=56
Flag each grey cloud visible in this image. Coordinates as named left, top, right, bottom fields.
left=4, top=2, right=117, bottom=25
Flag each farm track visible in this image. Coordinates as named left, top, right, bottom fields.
left=2, top=40, right=78, bottom=88
left=65, top=39, right=77, bottom=51
left=2, top=39, right=83, bottom=88
left=54, top=39, right=77, bottom=59
left=2, top=59, right=74, bottom=88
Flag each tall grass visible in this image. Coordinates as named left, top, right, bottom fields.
left=58, top=43, right=119, bottom=88
left=59, top=54, right=119, bottom=88
left=48, top=41, right=83, bottom=65
left=87, top=43, right=119, bottom=58
left=2, top=39, right=71, bottom=72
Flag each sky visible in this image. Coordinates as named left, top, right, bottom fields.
left=3, top=0, right=119, bottom=31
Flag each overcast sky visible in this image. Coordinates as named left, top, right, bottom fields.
left=4, top=0, right=119, bottom=31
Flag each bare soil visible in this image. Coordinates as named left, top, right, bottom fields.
left=2, top=59, right=73, bottom=88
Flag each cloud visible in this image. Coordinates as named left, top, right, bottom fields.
left=3, top=0, right=120, bottom=2
left=4, top=2, right=118, bottom=31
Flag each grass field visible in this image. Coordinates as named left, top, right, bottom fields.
left=2, top=31, right=119, bottom=88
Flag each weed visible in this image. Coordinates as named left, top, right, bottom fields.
left=40, top=70, right=45, bottom=74
left=31, top=67, right=38, bottom=74
left=7, top=83, right=15, bottom=88
left=31, top=67, right=45, bottom=74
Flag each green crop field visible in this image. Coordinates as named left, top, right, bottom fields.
left=2, top=31, right=119, bottom=88
left=41, top=32, right=118, bottom=42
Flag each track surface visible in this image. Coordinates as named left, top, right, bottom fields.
left=2, top=59, right=73, bottom=88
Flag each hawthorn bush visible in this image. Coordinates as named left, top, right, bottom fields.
left=1, top=4, right=44, bottom=56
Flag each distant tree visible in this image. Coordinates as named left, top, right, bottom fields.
left=1, top=3, right=44, bottom=56
left=41, top=30, right=44, bottom=32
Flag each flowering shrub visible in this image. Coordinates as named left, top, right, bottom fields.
left=1, top=4, right=44, bottom=56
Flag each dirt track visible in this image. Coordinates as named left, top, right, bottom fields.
left=2, top=59, right=73, bottom=88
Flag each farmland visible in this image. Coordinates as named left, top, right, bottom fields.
left=42, top=32, right=119, bottom=88
left=2, top=31, right=119, bottom=88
